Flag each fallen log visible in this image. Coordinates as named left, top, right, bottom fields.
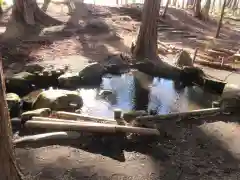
left=135, top=108, right=221, bottom=122
left=195, top=60, right=238, bottom=71
left=32, top=116, right=117, bottom=125
left=55, top=111, right=117, bottom=124
left=13, top=131, right=81, bottom=145
left=25, top=120, right=160, bottom=136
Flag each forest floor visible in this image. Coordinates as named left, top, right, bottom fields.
left=1, top=0, right=240, bottom=179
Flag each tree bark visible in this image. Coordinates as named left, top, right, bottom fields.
left=0, top=58, right=23, bottom=180
left=215, top=0, right=227, bottom=38
left=133, top=0, right=160, bottom=60
left=193, top=0, right=202, bottom=19
left=133, top=0, right=181, bottom=80
left=201, top=0, right=211, bottom=20
left=162, top=0, right=170, bottom=17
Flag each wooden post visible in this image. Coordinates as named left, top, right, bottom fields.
left=114, top=109, right=125, bottom=125
left=192, top=48, right=198, bottom=64
left=215, top=0, right=227, bottom=38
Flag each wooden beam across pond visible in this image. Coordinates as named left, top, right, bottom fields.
left=135, top=108, right=221, bottom=122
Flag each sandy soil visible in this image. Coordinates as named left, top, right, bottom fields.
left=1, top=1, right=240, bottom=179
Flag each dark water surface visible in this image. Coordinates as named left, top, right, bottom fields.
left=79, top=71, right=220, bottom=118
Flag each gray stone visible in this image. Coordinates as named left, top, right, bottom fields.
left=25, top=64, right=45, bottom=73
left=21, top=108, right=51, bottom=122
left=98, top=90, right=117, bottom=105
left=6, top=93, right=21, bottom=118
left=175, top=50, right=193, bottom=67
left=220, top=84, right=240, bottom=113
left=58, top=72, right=80, bottom=88
left=85, top=18, right=110, bottom=32
left=33, top=89, right=83, bottom=111
left=58, top=62, right=104, bottom=87
left=6, top=72, right=36, bottom=96
left=122, top=110, right=148, bottom=122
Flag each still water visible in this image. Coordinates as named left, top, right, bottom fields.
left=79, top=71, right=219, bottom=119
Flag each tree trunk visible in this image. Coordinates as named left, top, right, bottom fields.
left=194, top=0, right=202, bottom=19
left=133, top=0, right=160, bottom=60
left=215, top=0, right=227, bottom=38
left=201, top=0, right=211, bottom=20
left=133, top=0, right=181, bottom=80
left=162, top=0, right=170, bottom=17
left=0, top=58, right=23, bottom=180
left=171, top=0, right=178, bottom=6
left=3, top=0, right=62, bottom=39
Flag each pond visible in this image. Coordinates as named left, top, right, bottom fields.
left=79, top=70, right=220, bottom=119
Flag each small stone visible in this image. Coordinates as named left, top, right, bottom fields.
left=98, top=90, right=117, bottom=105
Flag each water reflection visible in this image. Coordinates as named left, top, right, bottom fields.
left=79, top=71, right=219, bottom=118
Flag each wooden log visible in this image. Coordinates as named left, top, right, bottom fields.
left=32, top=116, right=117, bottom=125
left=136, top=108, right=221, bottom=122
left=211, top=48, right=235, bottom=56
left=25, top=120, right=160, bottom=136
left=13, top=131, right=81, bottom=144
left=195, top=60, right=238, bottom=71
left=55, top=111, right=117, bottom=124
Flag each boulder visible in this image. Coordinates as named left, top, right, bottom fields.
left=220, top=84, right=240, bottom=113
left=32, top=89, right=83, bottom=111
left=6, top=93, right=21, bottom=118
left=11, top=117, right=22, bottom=131
left=59, top=62, right=104, bottom=87
left=103, top=54, right=129, bottom=74
left=21, top=108, right=51, bottom=123
left=22, top=90, right=44, bottom=111
left=25, top=64, right=45, bottom=73
left=122, top=110, right=148, bottom=122
left=98, top=90, right=117, bottom=105
left=58, top=72, right=81, bottom=88
left=6, top=72, right=36, bottom=96
left=85, top=18, right=110, bottom=33
left=174, top=50, right=193, bottom=67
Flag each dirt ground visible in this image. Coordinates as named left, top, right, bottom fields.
left=1, top=1, right=240, bottom=179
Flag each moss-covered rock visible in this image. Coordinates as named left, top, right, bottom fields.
left=32, top=89, right=83, bottom=111
left=6, top=93, right=21, bottom=118
left=175, top=50, right=193, bottom=67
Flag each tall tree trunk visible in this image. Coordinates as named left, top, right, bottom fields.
left=162, top=0, right=170, bottom=17
left=215, top=0, right=227, bottom=38
left=133, top=0, right=181, bottom=80
left=0, top=59, right=23, bottom=180
left=201, top=0, right=211, bottom=20
left=194, top=0, right=202, bottom=19
left=171, top=0, right=177, bottom=6
left=133, top=0, right=160, bottom=60
left=3, top=0, right=62, bottom=39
